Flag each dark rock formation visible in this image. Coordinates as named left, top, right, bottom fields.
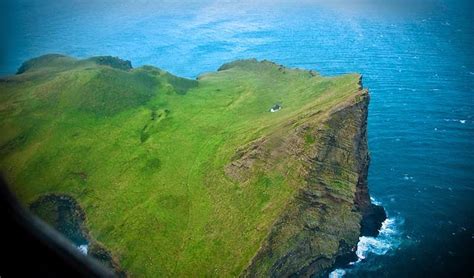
left=360, top=204, right=387, bottom=237
left=87, top=56, right=133, bottom=71
left=29, top=194, right=126, bottom=276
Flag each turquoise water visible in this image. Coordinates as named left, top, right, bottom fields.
left=1, top=0, right=473, bottom=276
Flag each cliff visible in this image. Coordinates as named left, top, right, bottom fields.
left=240, top=85, right=385, bottom=277
left=0, top=55, right=384, bottom=277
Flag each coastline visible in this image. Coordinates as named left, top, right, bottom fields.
left=243, top=78, right=386, bottom=277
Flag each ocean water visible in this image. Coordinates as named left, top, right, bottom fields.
left=1, top=0, right=473, bottom=276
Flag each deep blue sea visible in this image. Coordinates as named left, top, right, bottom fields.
left=1, top=0, right=473, bottom=277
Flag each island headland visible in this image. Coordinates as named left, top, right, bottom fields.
left=0, top=55, right=385, bottom=277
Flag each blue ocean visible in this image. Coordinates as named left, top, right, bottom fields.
left=1, top=0, right=473, bottom=276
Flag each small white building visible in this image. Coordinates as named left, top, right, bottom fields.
left=270, top=104, right=281, bottom=112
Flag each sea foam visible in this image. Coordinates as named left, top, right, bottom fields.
left=77, top=244, right=89, bottom=255
left=329, top=201, right=402, bottom=277
left=356, top=217, right=400, bottom=261
left=328, top=268, right=346, bottom=278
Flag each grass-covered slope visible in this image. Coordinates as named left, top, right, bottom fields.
left=0, top=55, right=366, bottom=276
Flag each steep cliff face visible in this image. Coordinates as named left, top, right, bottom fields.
left=242, top=88, right=385, bottom=277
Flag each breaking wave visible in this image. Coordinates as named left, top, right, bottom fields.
left=329, top=201, right=403, bottom=277
left=355, top=217, right=401, bottom=261
left=77, top=244, right=89, bottom=255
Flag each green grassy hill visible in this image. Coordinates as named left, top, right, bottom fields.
left=0, top=55, right=367, bottom=276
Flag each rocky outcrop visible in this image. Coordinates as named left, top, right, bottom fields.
left=29, top=194, right=126, bottom=277
left=241, top=86, right=385, bottom=277
left=16, top=54, right=73, bottom=74
left=16, top=54, right=132, bottom=75
left=87, top=56, right=133, bottom=71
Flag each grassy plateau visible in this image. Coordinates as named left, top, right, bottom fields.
left=0, top=55, right=363, bottom=276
